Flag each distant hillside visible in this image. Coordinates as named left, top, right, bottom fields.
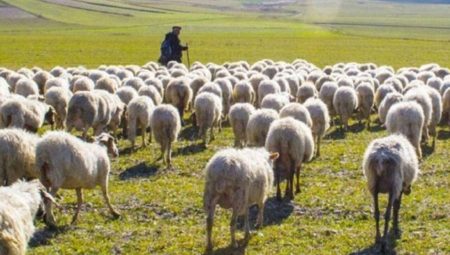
left=383, top=0, right=450, bottom=3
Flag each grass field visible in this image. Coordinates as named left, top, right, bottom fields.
left=0, top=0, right=449, bottom=254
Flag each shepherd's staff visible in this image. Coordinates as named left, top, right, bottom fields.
left=186, top=43, right=191, bottom=68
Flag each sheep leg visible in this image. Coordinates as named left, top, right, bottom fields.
left=44, top=187, right=59, bottom=228
left=373, top=192, right=381, bottom=244
left=71, top=188, right=83, bottom=225
left=141, top=123, right=147, bottom=148
left=210, top=124, right=215, bottom=141
left=230, top=209, right=238, bottom=248
left=100, top=183, right=120, bottom=218
left=148, top=127, right=152, bottom=144
left=244, top=212, right=250, bottom=241
left=167, top=142, right=173, bottom=168
left=367, top=115, right=371, bottom=130
left=382, top=191, right=394, bottom=249
left=276, top=169, right=282, bottom=201
left=295, top=163, right=301, bottom=194
left=317, top=136, right=321, bottom=157
left=256, top=198, right=265, bottom=228
left=393, top=192, right=403, bottom=239
left=206, top=206, right=215, bottom=251
left=288, top=169, right=295, bottom=199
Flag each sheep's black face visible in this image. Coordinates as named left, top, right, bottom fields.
left=45, top=107, right=55, bottom=126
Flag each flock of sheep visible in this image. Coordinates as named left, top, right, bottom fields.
left=0, top=59, right=449, bottom=254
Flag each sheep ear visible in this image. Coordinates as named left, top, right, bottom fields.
left=269, top=152, right=279, bottom=160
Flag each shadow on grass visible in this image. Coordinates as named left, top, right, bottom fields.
left=368, top=124, right=385, bottom=133
left=29, top=225, right=71, bottom=248
left=350, top=230, right=399, bottom=255
left=179, top=124, right=197, bottom=141
left=118, top=162, right=158, bottom=180
left=325, top=128, right=346, bottom=140
left=437, top=129, right=450, bottom=140
left=207, top=240, right=249, bottom=255
left=173, top=142, right=206, bottom=157
left=421, top=143, right=435, bottom=159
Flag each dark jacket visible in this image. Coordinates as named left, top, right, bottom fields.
left=159, top=32, right=187, bottom=65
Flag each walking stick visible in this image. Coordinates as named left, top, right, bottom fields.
left=186, top=43, right=191, bottom=68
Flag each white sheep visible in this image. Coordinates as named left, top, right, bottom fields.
left=443, top=88, right=450, bottom=126
left=14, top=78, right=39, bottom=98
left=378, top=91, right=403, bottom=125
left=165, top=78, right=192, bottom=125
left=296, top=82, right=317, bottom=103
left=145, top=78, right=165, bottom=99
left=247, top=108, right=279, bottom=147
left=150, top=104, right=181, bottom=167
left=423, top=86, right=442, bottom=148
left=356, top=82, right=375, bottom=129
left=95, top=76, right=118, bottom=94
left=138, top=85, right=163, bottom=105
left=0, top=180, right=49, bottom=255
left=233, top=80, right=255, bottom=104
left=44, top=77, right=70, bottom=94
left=45, top=87, right=73, bottom=129
left=36, top=131, right=120, bottom=227
left=116, top=86, right=138, bottom=105
left=266, top=117, right=314, bottom=200
left=123, top=77, right=145, bottom=91
left=0, top=128, right=40, bottom=186
left=258, top=80, right=280, bottom=106
left=333, top=86, right=358, bottom=131
left=279, top=102, right=312, bottom=127
left=374, top=84, right=396, bottom=108
left=260, top=92, right=291, bottom=112
left=319, top=81, right=338, bottom=117
left=229, top=103, right=255, bottom=147
left=214, top=78, right=233, bottom=118
left=0, top=97, right=54, bottom=132
left=303, top=98, right=330, bottom=157
left=386, top=101, right=424, bottom=159
left=127, top=96, right=155, bottom=148
left=203, top=148, right=277, bottom=250
left=0, top=77, right=9, bottom=97
left=194, top=92, right=222, bottom=145
left=33, top=70, right=53, bottom=94
left=73, top=76, right=95, bottom=93
left=404, top=87, right=433, bottom=143
left=362, top=134, right=419, bottom=249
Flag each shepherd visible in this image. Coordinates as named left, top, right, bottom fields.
left=158, top=26, right=189, bottom=66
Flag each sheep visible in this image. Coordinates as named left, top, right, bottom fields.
left=190, top=76, right=209, bottom=101
left=233, top=80, right=255, bottom=104
left=36, top=131, right=120, bottom=227
left=123, top=77, right=145, bottom=91
left=378, top=92, right=403, bottom=125
left=150, top=104, right=181, bottom=167
left=333, top=86, right=358, bottom=131
left=194, top=92, right=222, bottom=145
left=138, top=85, right=163, bottom=105
left=266, top=117, right=314, bottom=200
left=116, top=86, right=138, bottom=105
left=303, top=98, right=330, bottom=157
left=14, top=78, right=39, bottom=98
left=144, top=78, right=164, bottom=99
left=362, top=134, right=419, bottom=249
left=203, top=148, right=278, bottom=250
left=279, top=102, right=312, bottom=127
left=0, top=180, right=49, bottom=255
left=165, top=78, right=193, bottom=125
left=374, top=84, right=396, bottom=108
left=404, top=87, right=433, bottom=143
left=356, top=82, right=375, bottom=129
left=44, top=87, right=73, bottom=129
left=0, top=77, right=9, bottom=97
left=66, top=90, right=119, bottom=139
left=441, top=81, right=450, bottom=96
left=198, top=82, right=222, bottom=99
left=0, top=97, right=54, bottom=132
left=386, top=101, right=424, bottom=159
left=296, top=82, right=317, bottom=103
left=423, top=86, right=442, bottom=148
left=443, top=88, right=450, bottom=126
left=44, top=77, right=70, bottom=94
left=258, top=80, right=280, bottom=106
left=73, top=76, right=95, bottom=93
left=319, top=81, right=338, bottom=117
left=247, top=109, right=279, bottom=147
left=0, top=128, right=40, bottom=186
left=214, top=78, right=233, bottom=118
left=260, top=93, right=291, bottom=112
left=127, top=96, right=155, bottom=148
left=33, top=70, right=53, bottom=94
left=6, top=73, right=24, bottom=92
left=95, top=76, right=118, bottom=93
left=229, top=103, right=255, bottom=147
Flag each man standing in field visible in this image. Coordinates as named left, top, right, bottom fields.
left=158, top=26, right=188, bottom=66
